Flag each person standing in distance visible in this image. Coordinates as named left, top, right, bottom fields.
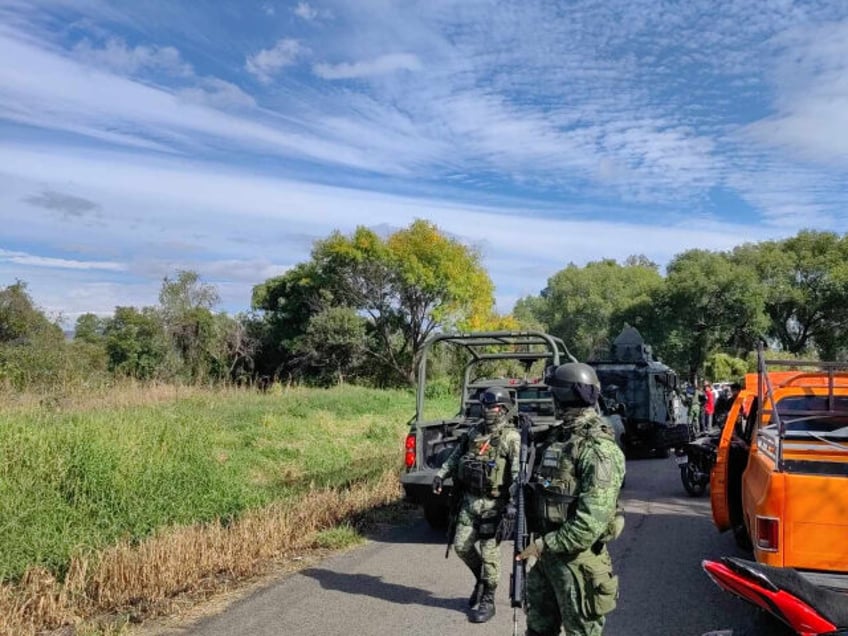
left=432, top=386, right=521, bottom=623
left=517, top=363, right=626, bottom=636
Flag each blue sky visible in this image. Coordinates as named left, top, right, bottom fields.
left=2, top=0, right=848, bottom=324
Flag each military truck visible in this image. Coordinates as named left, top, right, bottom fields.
left=401, top=330, right=625, bottom=528
left=589, top=325, right=689, bottom=457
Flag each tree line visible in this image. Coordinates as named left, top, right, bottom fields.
left=1, top=222, right=846, bottom=391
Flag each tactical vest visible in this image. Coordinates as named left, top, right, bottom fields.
left=527, top=409, right=624, bottom=540
left=456, top=422, right=511, bottom=498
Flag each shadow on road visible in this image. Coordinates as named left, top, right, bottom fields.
left=301, top=568, right=465, bottom=613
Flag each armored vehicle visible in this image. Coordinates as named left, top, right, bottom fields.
left=589, top=325, right=689, bottom=457
left=401, top=331, right=625, bottom=528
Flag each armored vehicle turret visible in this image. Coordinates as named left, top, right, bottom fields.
left=589, top=325, right=689, bottom=457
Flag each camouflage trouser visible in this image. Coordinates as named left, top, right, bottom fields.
left=526, top=547, right=618, bottom=636
left=453, top=494, right=504, bottom=589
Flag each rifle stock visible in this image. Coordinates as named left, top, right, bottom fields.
left=445, top=480, right=463, bottom=559
left=510, top=414, right=531, bottom=609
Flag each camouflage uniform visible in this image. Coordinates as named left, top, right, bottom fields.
left=436, top=413, right=521, bottom=594
left=525, top=407, right=626, bottom=636
left=687, top=394, right=701, bottom=436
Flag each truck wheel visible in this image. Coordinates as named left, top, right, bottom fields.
left=423, top=503, right=449, bottom=530
left=680, top=465, right=707, bottom=497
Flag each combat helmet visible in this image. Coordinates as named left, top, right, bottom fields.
left=479, top=386, right=513, bottom=426
left=545, top=362, right=601, bottom=407
left=480, top=386, right=512, bottom=408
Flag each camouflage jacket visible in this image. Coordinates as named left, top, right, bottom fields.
left=536, top=407, right=626, bottom=555
left=436, top=417, right=521, bottom=500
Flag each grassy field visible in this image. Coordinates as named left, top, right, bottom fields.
left=0, top=384, right=455, bottom=583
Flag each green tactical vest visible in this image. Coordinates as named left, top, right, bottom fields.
left=528, top=408, right=624, bottom=540
left=456, top=421, right=511, bottom=499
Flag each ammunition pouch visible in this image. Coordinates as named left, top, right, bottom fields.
left=475, top=509, right=500, bottom=540
left=571, top=556, right=619, bottom=620
left=526, top=482, right=576, bottom=535
left=458, top=458, right=492, bottom=495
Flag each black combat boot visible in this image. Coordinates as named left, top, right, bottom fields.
left=468, top=578, right=484, bottom=609
left=469, top=585, right=495, bottom=623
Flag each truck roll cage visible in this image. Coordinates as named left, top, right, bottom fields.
left=755, top=341, right=848, bottom=473
left=414, top=331, right=577, bottom=422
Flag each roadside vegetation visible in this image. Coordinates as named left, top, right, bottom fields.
left=2, top=220, right=848, bottom=632
left=0, top=384, right=454, bottom=634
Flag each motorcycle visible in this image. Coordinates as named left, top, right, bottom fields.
left=702, top=557, right=848, bottom=636
left=675, top=430, right=718, bottom=496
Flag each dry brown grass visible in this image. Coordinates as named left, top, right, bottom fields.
left=0, top=469, right=404, bottom=635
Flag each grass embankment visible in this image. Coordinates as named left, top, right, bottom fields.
left=0, top=384, right=454, bottom=634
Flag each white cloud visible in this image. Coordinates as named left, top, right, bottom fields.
left=294, top=2, right=318, bottom=21
left=0, top=143, right=784, bottom=321
left=0, top=32, right=389, bottom=172
left=313, top=53, right=422, bottom=80
left=177, top=77, right=256, bottom=109
left=0, top=248, right=126, bottom=271
left=72, top=36, right=193, bottom=77
left=743, top=21, right=848, bottom=168
left=245, top=38, right=304, bottom=83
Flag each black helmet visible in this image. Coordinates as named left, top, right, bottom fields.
left=480, top=386, right=513, bottom=408
left=545, top=362, right=601, bottom=407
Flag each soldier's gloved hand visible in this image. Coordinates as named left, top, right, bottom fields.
left=504, top=502, right=517, bottom=520
left=432, top=475, right=443, bottom=494
left=516, top=537, right=545, bottom=561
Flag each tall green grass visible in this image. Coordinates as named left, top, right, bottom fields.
left=0, top=385, right=455, bottom=582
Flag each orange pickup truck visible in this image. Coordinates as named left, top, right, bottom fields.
left=709, top=352, right=848, bottom=590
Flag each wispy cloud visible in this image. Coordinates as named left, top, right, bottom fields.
left=1, top=0, right=848, bottom=320
left=294, top=2, right=318, bottom=21
left=0, top=248, right=125, bottom=272
left=245, top=38, right=305, bottom=83
left=72, top=36, right=192, bottom=77
left=314, top=53, right=422, bottom=80
left=23, top=189, right=100, bottom=219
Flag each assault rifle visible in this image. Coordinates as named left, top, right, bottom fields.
left=510, top=413, right=532, bottom=636
left=445, top=478, right=463, bottom=559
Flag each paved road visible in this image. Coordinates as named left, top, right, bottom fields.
left=172, top=456, right=791, bottom=636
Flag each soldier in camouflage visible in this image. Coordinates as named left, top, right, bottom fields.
left=433, top=386, right=521, bottom=623
left=517, top=363, right=626, bottom=636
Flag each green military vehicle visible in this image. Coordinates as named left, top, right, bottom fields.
left=401, top=331, right=625, bottom=528
left=589, top=325, right=689, bottom=457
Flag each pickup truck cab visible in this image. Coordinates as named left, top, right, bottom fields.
left=400, top=331, right=625, bottom=528
left=710, top=351, right=848, bottom=591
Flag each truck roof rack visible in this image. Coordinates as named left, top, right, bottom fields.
left=415, top=331, right=578, bottom=422
left=756, top=342, right=848, bottom=472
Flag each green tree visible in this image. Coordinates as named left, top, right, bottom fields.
left=523, top=257, right=663, bottom=359
left=74, top=313, right=105, bottom=344
left=658, top=249, right=768, bottom=380
left=158, top=271, right=221, bottom=380
left=104, top=306, right=168, bottom=379
left=733, top=231, right=848, bottom=357
left=255, top=220, right=495, bottom=385
left=294, top=306, right=368, bottom=385
left=0, top=281, right=68, bottom=388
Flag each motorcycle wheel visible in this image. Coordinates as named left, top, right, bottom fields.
left=680, top=464, right=708, bottom=497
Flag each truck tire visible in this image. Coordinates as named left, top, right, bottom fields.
left=680, top=464, right=707, bottom=497
left=424, top=502, right=449, bottom=530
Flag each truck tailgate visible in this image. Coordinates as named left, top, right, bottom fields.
left=784, top=472, right=848, bottom=572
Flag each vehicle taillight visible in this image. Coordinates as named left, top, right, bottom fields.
left=404, top=434, right=416, bottom=469
left=756, top=516, right=779, bottom=552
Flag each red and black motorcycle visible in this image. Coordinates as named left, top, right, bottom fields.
left=702, top=557, right=848, bottom=636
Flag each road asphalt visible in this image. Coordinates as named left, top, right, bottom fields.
left=155, top=455, right=793, bottom=636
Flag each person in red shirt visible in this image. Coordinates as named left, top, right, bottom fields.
left=703, top=382, right=715, bottom=432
